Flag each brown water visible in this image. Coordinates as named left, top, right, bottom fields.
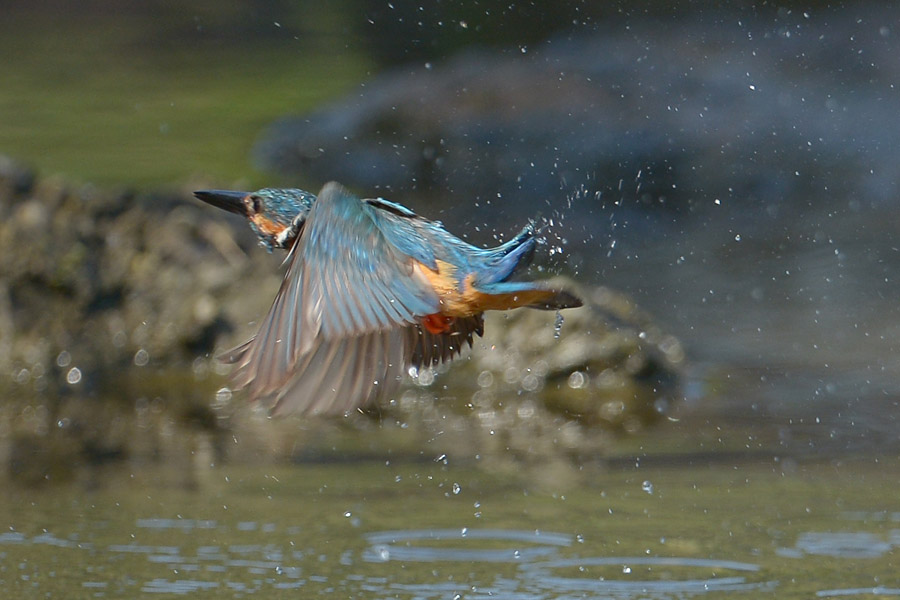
left=2, top=449, right=898, bottom=598
left=1, top=393, right=898, bottom=599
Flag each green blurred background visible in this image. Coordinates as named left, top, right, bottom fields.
left=1, top=1, right=375, bottom=188
left=0, top=0, right=637, bottom=188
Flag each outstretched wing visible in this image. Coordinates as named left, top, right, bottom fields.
left=264, top=328, right=409, bottom=417
left=226, top=182, right=442, bottom=415
left=224, top=320, right=484, bottom=417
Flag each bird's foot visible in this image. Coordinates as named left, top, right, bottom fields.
left=422, top=313, right=455, bottom=334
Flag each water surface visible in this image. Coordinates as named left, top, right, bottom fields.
left=3, top=448, right=897, bottom=598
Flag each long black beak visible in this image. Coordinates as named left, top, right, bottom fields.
left=194, top=190, right=251, bottom=217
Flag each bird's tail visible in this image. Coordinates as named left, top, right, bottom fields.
left=473, top=281, right=583, bottom=312
left=482, top=224, right=537, bottom=284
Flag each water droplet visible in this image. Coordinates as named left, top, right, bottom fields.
left=554, top=311, right=564, bottom=339
left=56, top=351, right=72, bottom=368
left=191, top=357, right=209, bottom=378
left=112, top=330, right=127, bottom=348
left=476, top=370, right=494, bottom=388
left=134, top=348, right=150, bottom=367
left=214, top=387, right=232, bottom=406
left=66, top=367, right=82, bottom=385
left=567, top=371, right=586, bottom=389
left=521, top=373, right=540, bottom=392
left=417, top=368, right=435, bottom=386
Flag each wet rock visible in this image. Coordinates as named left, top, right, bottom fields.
left=466, top=282, right=684, bottom=431
left=355, top=280, right=684, bottom=464
left=0, top=156, right=282, bottom=401
left=384, top=282, right=685, bottom=433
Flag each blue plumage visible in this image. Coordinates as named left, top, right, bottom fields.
left=195, top=182, right=581, bottom=416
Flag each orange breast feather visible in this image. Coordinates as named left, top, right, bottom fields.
left=251, top=215, right=287, bottom=237
left=413, top=259, right=554, bottom=317
left=413, top=259, right=471, bottom=317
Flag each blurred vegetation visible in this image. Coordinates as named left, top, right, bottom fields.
left=0, top=1, right=373, bottom=188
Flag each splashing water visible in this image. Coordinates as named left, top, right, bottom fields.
left=553, top=311, right=564, bottom=339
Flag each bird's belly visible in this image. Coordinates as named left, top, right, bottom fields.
left=413, top=259, right=479, bottom=317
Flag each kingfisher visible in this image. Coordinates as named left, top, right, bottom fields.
left=195, top=182, right=582, bottom=417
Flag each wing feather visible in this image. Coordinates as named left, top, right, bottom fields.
left=306, top=184, right=439, bottom=338
left=263, top=328, right=408, bottom=417
left=224, top=182, right=444, bottom=415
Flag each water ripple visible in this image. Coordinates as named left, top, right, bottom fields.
left=363, top=528, right=572, bottom=564
left=521, top=556, right=771, bottom=595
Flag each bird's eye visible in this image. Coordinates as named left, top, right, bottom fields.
left=245, top=195, right=262, bottom=215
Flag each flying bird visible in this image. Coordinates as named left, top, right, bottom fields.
left=195, top=182, right=581, bottom=417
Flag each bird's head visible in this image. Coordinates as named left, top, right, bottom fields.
left=194, top=187, right=316, bottom=251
